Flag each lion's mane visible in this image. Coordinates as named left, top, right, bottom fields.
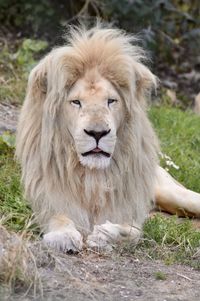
left=16, top=25, right=158, bottom=233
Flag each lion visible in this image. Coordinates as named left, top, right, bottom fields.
left=16, top=24, right=200, bottom=252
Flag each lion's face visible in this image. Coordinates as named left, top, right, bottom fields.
left=65, top=71, right=124, bottom=169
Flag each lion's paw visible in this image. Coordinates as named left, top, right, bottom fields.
left=86, top=222, right=121, bottom=251
left=43, top=227, right=83, bottom=253
left=86, top=221, right=141, bottom=251
left=87, top=225, right=113, bottom=252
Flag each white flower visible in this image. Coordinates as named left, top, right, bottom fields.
left=160, top=152, right=180, bottom=170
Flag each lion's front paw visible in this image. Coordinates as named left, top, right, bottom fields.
left=86, top=221, right=141, bottom=251
left=43, top=227, right=83, bottom=253
left=87, top=225, right=113, bottom=252
left=87, top=222, right=122, bottom=251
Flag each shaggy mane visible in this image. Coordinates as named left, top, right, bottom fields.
left=16, top=24, right=158, bottom=234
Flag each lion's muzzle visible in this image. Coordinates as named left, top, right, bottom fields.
left=82, top=128, right=111, bottom=158
left=75, top=124, right=115, bottom=169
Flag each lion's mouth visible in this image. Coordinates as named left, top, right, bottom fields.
left=82, top=147, right=111, bottom=158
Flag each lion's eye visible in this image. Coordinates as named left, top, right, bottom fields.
left=108, top=99, right=117, bottom=106
left=70, top=100, right=81, bottom=107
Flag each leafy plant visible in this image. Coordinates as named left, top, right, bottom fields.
left=0, top=38, right=48, bottom=104
left=103, top=0, right=200, bottom=61
left=0, top=132, right=16, bottom=148
left=14, top=39, right=48, bottom=72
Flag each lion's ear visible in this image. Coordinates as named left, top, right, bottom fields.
left=27, top=56, right=49, bottom=99
left=134, top=62, right=157, bottom=103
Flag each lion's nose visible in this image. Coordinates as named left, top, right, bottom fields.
left=84, top=129, right=111, bottom=143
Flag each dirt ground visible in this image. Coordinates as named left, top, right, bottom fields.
left=0, top=102, right=19, bottom=135
left=27, top=253, right=200, bottom=301
left=1, top=244, right=200, bottom=301
left=1, top=103, right=200, bottom=301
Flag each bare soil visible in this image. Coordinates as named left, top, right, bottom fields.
left=1, top=104, right=200, bottom=301
left=1, top=243, right=200, bottom=301
left=0, top=102, right=19, bottom=134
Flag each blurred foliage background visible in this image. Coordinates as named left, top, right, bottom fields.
left=0, top=0, right=200, bottom=106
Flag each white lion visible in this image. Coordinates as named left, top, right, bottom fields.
left=16, top=25, right=200, bottom=252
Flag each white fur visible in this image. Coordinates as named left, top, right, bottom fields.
left=155, top=166, right=200, bottom=217
left=87, top=221, right=141, bottom=250
left=43, top=225, right=83, bottom=252
left=80, top=154, right=111, bottom=169
left=16, top=24, right=158, bottom=251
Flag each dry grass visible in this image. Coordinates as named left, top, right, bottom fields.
left=0, top=224, right=44, bottom=297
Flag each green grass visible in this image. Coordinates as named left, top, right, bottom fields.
left=142, top=214, right=200, bottom=268
left=0, top=142, right=31, bottom=231
left=119, top=213, right=200, bottom=268
left=154, top=271, right=167, bottom=280
left=0, top=105, right=200, bottom=267
left=149, top=106, right=200, bottom=192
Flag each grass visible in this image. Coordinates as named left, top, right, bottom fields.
left=0, top=226, right=40, bottom=294
left=0, top=142, right=41, bottom=293
left=119, top=212, right=200, bottom=269
left=119, top=213, right=200, bottom=269
left=0, top=141, right=31, bottom=231
left=0, top=43, right=25, bottom=104
left=142, top=214, right=200, bottom=268
left=154, top=271, right=167, bottom=280
left=149, top=106, right=200, bottom=192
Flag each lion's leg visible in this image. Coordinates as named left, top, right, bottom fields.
left=86, top=221, right=141, bottom=251
left=155, top=166, right=200, bottom=217
left=43, top=215, right=83, bottom=252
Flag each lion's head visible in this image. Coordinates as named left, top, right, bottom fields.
left=63, top=71, right=123, bottom=169
left=16, top=25, right=158, bottom=230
